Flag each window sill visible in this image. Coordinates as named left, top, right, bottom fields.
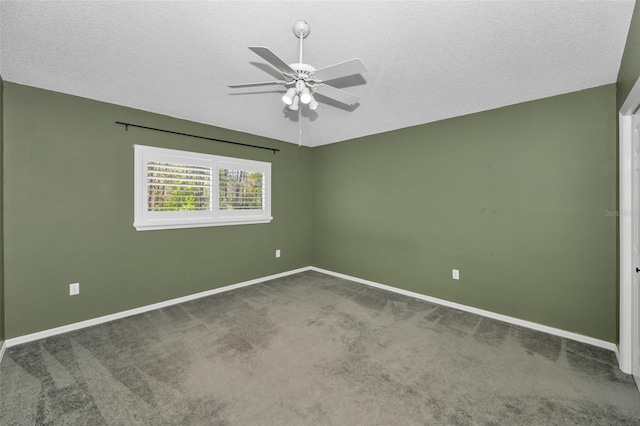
left=134, top=217, right=273, bottom=231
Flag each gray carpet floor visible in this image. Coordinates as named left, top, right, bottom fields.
left=1, top=271, right=639, bottom=425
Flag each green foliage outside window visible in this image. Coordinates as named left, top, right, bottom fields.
left=147, top=162, right=212, bottom=212
left=219, top=169, right=264, bottom=210
left=146, top=163, right=264, bottom=212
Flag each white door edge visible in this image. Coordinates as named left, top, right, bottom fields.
left=619, top=76, right=640, bottom=375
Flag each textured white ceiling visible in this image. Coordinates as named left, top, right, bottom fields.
left=0, top=1, right=635, bottom=146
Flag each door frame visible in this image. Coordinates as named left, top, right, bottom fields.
left=619, top=76, right=640, bottom=374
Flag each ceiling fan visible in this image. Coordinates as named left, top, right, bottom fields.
left=229, top=20, right=367, bottom=145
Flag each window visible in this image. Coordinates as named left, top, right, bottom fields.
left=134, top=145, right=271, bottom=230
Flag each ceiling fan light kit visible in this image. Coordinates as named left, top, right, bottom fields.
left=282, top=87, right=297, bottom=106
left=229, top=20, right=367, bottom=145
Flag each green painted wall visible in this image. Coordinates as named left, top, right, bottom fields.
left=312, top=85, right=618, bottom=342
left=2, top=83, right=313, bottom=339
left=1, top=81, right=620, bottom=343
left=618, top=0, right=640, bottom=108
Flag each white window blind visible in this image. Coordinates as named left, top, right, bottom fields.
left=147, top=162, right=212, bottom=212
left=134, top=145, right=271, bottom=231
left=219, top=169, right=264, bottom=211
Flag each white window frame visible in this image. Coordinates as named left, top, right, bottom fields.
left=134, top=145, right=272, bottom=231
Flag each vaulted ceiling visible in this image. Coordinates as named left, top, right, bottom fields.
left=0, top=1, right=635, bottom=146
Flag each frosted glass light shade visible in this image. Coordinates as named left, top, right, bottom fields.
left=282, top=88, right=297, bottom=105
left=300, top=87, right=312, bottom=104
left=289, top=95, right=300, bottom=110
left=308, top=95, right=318, bottom=110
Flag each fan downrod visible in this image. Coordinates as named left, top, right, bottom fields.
left=292, top=20, right=310, bottom=38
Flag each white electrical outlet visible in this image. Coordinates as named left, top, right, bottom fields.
left=69, top=283, right=80, bottom=296
left=452, top=269, right=460, bottom=280
left=276, top=249, right=281, bottom=258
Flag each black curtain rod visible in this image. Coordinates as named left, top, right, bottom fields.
left=115, top=121, right=279, bottom=154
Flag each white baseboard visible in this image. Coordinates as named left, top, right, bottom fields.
left=2, top=265, right=618, bottom=359
left=310, top=267, right=618, bottom=354
left=4, top=267, right=311, bottom=348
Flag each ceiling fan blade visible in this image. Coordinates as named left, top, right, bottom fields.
left=314, top=84, right=361, bottom=106
left=228, top=81, right=286, bottom=88
left=313, top=58, right=367, bottom=82
left=248, top=46, right=295, bottom=75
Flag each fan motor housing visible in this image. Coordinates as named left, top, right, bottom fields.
left=290, top=63, right=316, bottom=73
left=289, top=63, right=317, bottom=82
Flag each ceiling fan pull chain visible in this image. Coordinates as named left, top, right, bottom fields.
left=298, top=108, right=303, bottom=147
